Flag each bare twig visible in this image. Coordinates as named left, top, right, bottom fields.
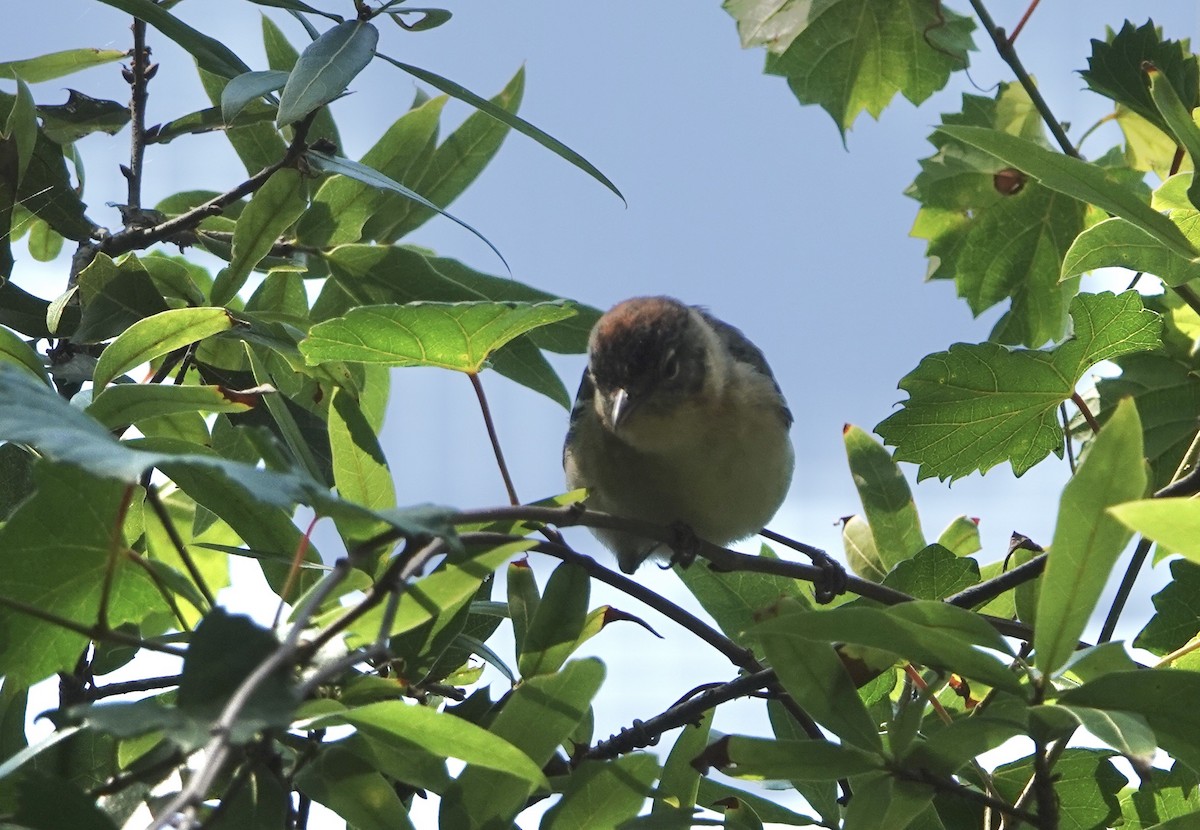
left=124, top=19, right=153, bottom=210
left=98, top=485, right=137, bottom=630
left=469, top=373, right=520, bottom=506
left=146, top=484, right=216, bottom=609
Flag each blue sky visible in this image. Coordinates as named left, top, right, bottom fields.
left=10, top=1, right=1200, bottom=823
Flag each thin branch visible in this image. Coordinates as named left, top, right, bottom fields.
left=967, top=0, right=1077, bottom=157
left=124, top=19, right=152, bottom=210
left=148, top=556, right=354, bottom=830
left=98, top=485, right=137, bottom=630
left=584, top=669, right=776, bottom=761
left=146, top=484, right=216, bottom=609
left=469, top=372, right=520, bottom=506
left=1070, top=392, right=1100, bottom=435
left=899, top=767, right=1042, bottom=827
left=1060, top=403, right=1077, bottom=474
left=1173, top=283, right=1200, bottom=319
left=1005, top=0, right=1040, bottom=45
left=0, top=593, right=185, bottom=657
left=101, top=111, right=317, bottom=260
left=84, top=673, right=181, bottom=702
left=945, top=553, right=1046, bottom=609
left=273, top=514, right=319, bottom=629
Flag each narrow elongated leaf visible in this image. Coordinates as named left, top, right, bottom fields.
left=96, top=0, right=251, bottom=79
left=1061, top=216, right=1200, bottom=287
left=0, top=49, right=126, bottom=83
left=1148, top=66, right=1200, bottom=211
left=221, top=70, right=288, bottom=123
left=0, top=324, right=47, bottom=382
left=86, top=384, right=251, bottom=429
left=211, top=168, right=307, bottom=304
left=1052, top=704, right=1157, bottom=765
left=92, top=307, right=234, bottom=391
left=327, top=386, right=393, bottom=512
left=518, top=562, right=589, bottom=676
left=276, top=21, right=378, bottom=126
left=297, top=95, right=445, bottom=246
left=1035, top=398, right=1147, bottom=675
left=541, top=754, right=659, bottom=829
left=375, top=53, right=624, bottom=203
left=442, top=659, right=603, bottom=828
left=844, top=425, right=925, bottom=569
left=37, top=90, right=130, bottom=144
left=1111, top=499, right=1200, bottom=563
left=300, top=301, right=576, bottom=373
left=715, top=735, right=881, bottom=781
left=308, top=700, right=548, bottom=789
left=937, top=124, right=1198, bottom=260
left=378, top=69, right=522, bottom=242
left=756, top=603, right=883, bottom=751
left=305, top=149, right=507, bottom=269
left=653, top=710, right=712, bottom=817
left=295, top=746, right=415, bottom=830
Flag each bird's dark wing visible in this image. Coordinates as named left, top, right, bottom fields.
left=563, top=368, right=597, bottom=468
left=697, top=309, right=793, bottom=428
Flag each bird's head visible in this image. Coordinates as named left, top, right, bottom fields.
left=586, top=297, right=714, bottom=450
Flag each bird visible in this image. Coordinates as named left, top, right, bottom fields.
left=563, top=296, right=795, bottom=574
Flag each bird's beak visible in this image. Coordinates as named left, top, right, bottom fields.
left=608, top=388, right=633, bottom=431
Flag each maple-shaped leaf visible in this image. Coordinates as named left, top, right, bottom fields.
left=740, top=0, right=974, bottom=136
left=876, top=291, right=1160, bottom=482
left=907, top=84, right=1088, bottom=348
left=1081, top=19, right=1199, bottom=137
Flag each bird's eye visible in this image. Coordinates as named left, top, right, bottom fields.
left=662, top=353, right=680, bottom=380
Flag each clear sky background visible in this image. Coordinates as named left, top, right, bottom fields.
left=9, top=1, right=1200, bottom=825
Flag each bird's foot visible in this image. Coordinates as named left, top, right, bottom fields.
left=807, top=546, right=847, bottom=604
left=665, top=521, right=702, bottom=569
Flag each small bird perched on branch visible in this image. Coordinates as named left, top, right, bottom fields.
left=563, top=296, right=794, bottom=574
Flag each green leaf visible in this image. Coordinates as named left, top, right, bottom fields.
left=518, top=562, right=590, bottom=677
left=12, top=772, right=118, bottom=830
left=198, top=68, right=287, bottom=175
left=541, top=754, right=659, bottom=829
left=936, top=515, right=981, bottom=557
left=1147, top=66, right=1200, bottom=211
left=1081, top=20, right=1199, bottom=137
left=276, top=20, right=378, bottom=127
left=334, top=543, right=523, bottom=647
left=36, top=89, right=130, bottom=145
left=13, top=129, right=96, bottom=242
left=507, top=560, right=539, bottom=660
left=2, top=80, right=37, bottom=185
left=211, top=168, right=307, bottom=304
left=844, top=425, right=925, bottom=569
left=675, top=545, right=811, bottom=644
left=86, top=384, right=251, bottom=429
left=876, top=291, right=1161, bottom=481
left=375, top=53, right=624, bottom=203
left=0, top=463, right=160, bottom=687
left=1132, top=559, right=1200, bottom=656
left=300, top=301, right=576, bottom=373
left=653, top=709, right=712, bottom=817
left=759, top=601, right=1020, bottom=693
left=327, top=385, right=394, bottom=520
left=0, top=324, right=47, bottom=382
left=323, top=245, right=598, bottom=353
left=1061, top=671, right=1200, bottom=774
left=96, top=0, right=252, bottom=79
left=74, top=253, right=171, bottom=344
left=0, top=48, right=125, bottom=82
left=881, top=544, right=980, bottom=600
left=903, top=712, right=1026, bottom=776
left=488, top=336, right=571, bottom=408
left=755, top=603, right=883, bottom=750
left=294, top=746, right=415, bottom=830
left=297, top=95, right=445, bottom=246
left=713, top=735, right=881, bottom=780
left=146, top=101, right=278, bottom=145
left=306, top=700, right=549, bottom=790
left=1052, top=704, right=1157, bottom=766
left=1035, top=398, right=1146, bottom=675
left=389, top=8, right=453, bottom=32
left=937, top=124, right=1198, bottom=260
left=26, top=217, right=63, bottom=262
left=1114, top=500, right=1200, bottom=566
left=754, top=0, right=974, bottom=136
left=221, top=70, right=289, bottom=123
left=92, top=307, right=235, bottom=390
left=305, top=149, right=507, bottom=270
left=377, top=68, right=523, bottom=242
left=442, top=659, right=604, bottom=828
left=840, top=771, right=934, bottom=830
left=994, top=749, right=1123, bottom=830
left=908, top=84, right=1088, bottom=346
left=1061, top=216, right=1200, bottom=287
